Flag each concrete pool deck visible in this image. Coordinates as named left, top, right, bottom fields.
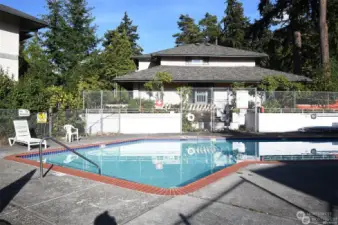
left=0, top=135, right=338, bottom=225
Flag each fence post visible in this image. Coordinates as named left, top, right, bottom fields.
left=210, top=87, right=213, bottom=132
left=48, top=107, right=52, bottom=137
left=180, top=90, right=183, bottom=134
left=118, top=107, right=121, bottom=134
left=82, top=91, right=85, bottom=110
left=293, top=91, right=296, bottom=109
left=100, top=90, right=103, bottom=134
left=254, top=88, right=258, bottom=132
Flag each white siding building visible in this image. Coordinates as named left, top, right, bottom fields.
left=117, top=43, right=310, bottom=105
left=0, top=4, right=47, bottom=80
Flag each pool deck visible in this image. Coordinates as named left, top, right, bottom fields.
left=0, top=135, right=338, bottom=225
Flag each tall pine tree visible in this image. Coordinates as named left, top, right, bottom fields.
left=64, top=0, right=98, bottom=69
left=173, top=14, right=203, bottom=46
left=221, top=0, right=250, bottom=48
left=42, top=0, right=68, bottom=73
left=199, top=13, right=221, bottom=44
left=103, top=12, right=143, bottom=55
left=43, top=0, right=98, bottom=83
left=103, top=30, right=136, bottom=89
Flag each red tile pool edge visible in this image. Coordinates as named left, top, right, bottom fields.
left=5, top=153, right=278, bottom=195
left=4, top=136, right=337, bottom=196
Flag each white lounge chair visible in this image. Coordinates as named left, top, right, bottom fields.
left=64, top=124, right=79, bottom=142
left=8, top=120, right=47, bottom=151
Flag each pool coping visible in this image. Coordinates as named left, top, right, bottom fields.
left=4, top=136, right=338, bottom=196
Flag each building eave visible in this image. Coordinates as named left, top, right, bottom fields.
left=0, top=4, right=48, bottom=33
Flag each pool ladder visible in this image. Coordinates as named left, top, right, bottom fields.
left=39, top=137, right=101, bottom=178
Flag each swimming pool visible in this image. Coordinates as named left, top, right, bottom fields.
left=9, top=137, right=338, bottom=193
left=26, top=139, right=255, bottom=188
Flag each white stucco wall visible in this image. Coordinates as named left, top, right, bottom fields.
left=160, top=56, right=255, bottom=67
left=258, top=113, right=338, bottom=132
left=259, top=141, right=338, bottom=156
left=86, top=113, right=182, bottom=134
left=0, top=18, right=20, bottom=81
left=0, top=58, right=18, bottom=80
left=138, top=60, right=151, bottom=71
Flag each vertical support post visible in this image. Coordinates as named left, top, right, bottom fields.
left=293, top=91, right=296, bottom=109
left=254, top=88, right=258, bottom=133
left=82, top=91, right=85, bottom=110
left=100, top=90, right=103, bottom=134
left=180, top=90, right=183, bottom=134
left=100, top=90, right=103, bottom=110
left=85, top=108, right=89, bottom=136
left=210, top=87, right=213, bottom=132
left=39, top=142, right=44, bottom=178
left=118, top=107, right=121, bottom=134
left=48, top=108, right=52, bottom=137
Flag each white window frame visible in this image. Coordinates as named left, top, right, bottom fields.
left=186, top=57, right=209, bottom=65
left=195, top=91, right=208, bottom=104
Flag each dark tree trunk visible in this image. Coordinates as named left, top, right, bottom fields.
left=293, top=31, right=302, bottom=74
left=319, top=0, right=330, bottom=78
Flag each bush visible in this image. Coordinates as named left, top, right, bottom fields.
left=0, top=71, right=15, bottom=108
left=127, top=99, right=155, bottom=112
left=182, top=113, right=195, bottom=132
left=127, top=99, right=139, bottom=112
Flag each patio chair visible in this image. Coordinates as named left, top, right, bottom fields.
left=64, top=124, right=79, bottom=142
left=8, top=120, right=47, bottom=151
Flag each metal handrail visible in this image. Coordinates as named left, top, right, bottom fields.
left=39, top=137, right=101, bottom=178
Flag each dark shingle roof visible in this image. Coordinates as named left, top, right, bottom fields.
left=115, top=66, right=311, bottom=83
left=0, top=4, right=48, bottom=32
left=147, top=43, right=268, bottom=58
left=131, top=54, right=151, bottom=59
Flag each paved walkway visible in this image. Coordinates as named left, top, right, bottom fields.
left=0, top=136, right=337, bottom=225
left=1, top=158, right=337, bottom=225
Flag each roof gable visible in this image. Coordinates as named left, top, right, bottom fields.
left=147, top=43, right=268, bottom=58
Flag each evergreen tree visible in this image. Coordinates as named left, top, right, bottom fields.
left=221, top=0, right=250, bottom=48
left=64, top=0, right=98, bottom=69
left=173, top=14, right=203, bottom=46
left=42, top=0, right=68, bottom=73
left=43, top=0, right=97, bottom=76
left=103, top=31, right=136, bottom=89
left=199, top=13, right=221, bottom=44
left=252, top=0, right=322, bottom=76
left=23, top=34, right=56, bottom=85
left=103, top=12, right=143, bottom=55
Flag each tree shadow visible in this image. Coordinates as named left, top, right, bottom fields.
left=251, top=161, right=338, bottom=223
left=173, top=162, right=337, bottom=224
left=0, top=169, right=36, bottom=213
left=0, top=219, right=11, bottom=225
left=94, top=211, right=117, bottom=225
left=173, top=179, right=244, bottom=225
left=43, top=164, right=54, bottom=178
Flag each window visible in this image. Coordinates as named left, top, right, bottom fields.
left=186, top=57, right=209, bottom=65
left=195, top=91, right=208, bottom=104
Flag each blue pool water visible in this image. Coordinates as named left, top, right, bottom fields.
left=27, top=139, right=338, bottom=188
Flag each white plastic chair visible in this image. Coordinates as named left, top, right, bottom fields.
left=63, top=124, right=79, bottom=142
left=8, top=120, right=47, bottom=151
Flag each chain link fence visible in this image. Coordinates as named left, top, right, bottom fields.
left=260, top=91, right=338, bottom=113
left=2, top=89, right=338, bottom=145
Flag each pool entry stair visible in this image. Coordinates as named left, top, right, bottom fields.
left=38, top=137, right=101, bottom=178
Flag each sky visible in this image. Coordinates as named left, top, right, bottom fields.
left=2, top=0, right=260, bottom=53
